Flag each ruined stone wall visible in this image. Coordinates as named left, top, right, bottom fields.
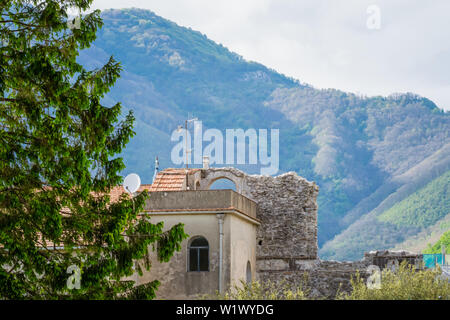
left=257, top=259, right=372, bottom=298
left=196, top=167, right=319, bottom=289
left=364, top=250, right=424, bottom=269
left=242, top=172, right=319, bottom=261
left=197, top=168, right=318, bottom=260
left=258, top=250, right=423, bottom=299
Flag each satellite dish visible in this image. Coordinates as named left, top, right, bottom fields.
left=123, top=173, right=141, bottom=194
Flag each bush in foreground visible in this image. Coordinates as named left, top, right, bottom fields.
left=339, top=262, right=449, bottom=300
left=201, top=263, right=449, bottom=300
left=207, top=279, right=309, bottom=300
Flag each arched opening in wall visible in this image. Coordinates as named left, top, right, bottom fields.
left=246, top=261, right=252, bottom=284
left=195, top=181, right=200, bottom=190
left=188, top=236, right=209, bottom=272
left=208, top=177, right=237, bottom=191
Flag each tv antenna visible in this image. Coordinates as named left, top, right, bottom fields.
left=177, top=115, right=198, bottom=169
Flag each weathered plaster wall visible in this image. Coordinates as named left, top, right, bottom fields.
left=133, top=213, right=223, bottom=299
left=133, top=167, right=428, bottom=299
left=228, top=214, right=258, bottom=286
left=132, top=210, right=258, bottom=299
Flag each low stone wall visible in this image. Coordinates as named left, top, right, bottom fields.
left=364, top=250, right=423, bottom=269
left=257, top=250, right=423, bottom=299
left=257, top=259, right=370, bottom=299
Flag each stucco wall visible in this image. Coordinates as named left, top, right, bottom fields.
left=133, top=213, right=222, bottom=299
left=151, top=168, right=425, bottom=299
left=132, top=210, right=257, bottom=299
left=228, top=213, right=258, bottom=287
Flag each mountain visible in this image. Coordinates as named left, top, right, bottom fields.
left=320, top=170, right=450, bottom=260
left=391, top=215, right=450, bottom=254
left=78, top=8, right=450, bottom=260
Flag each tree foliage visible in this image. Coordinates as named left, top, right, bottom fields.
left=0, top=0, right=187, bottom=299
left=210, top=280, right=309, bottom=300
left=378, top=170, right=450, bottom=228
left=322, top=169, right=450, bottom=261
left=424, top=231, right=450, bottom=254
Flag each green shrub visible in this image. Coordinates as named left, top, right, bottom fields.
left=206, top=279, right=309, bottom=300
left=423, top=230, right=450, bottom=254
left=339, top=262, right=450, bottom=300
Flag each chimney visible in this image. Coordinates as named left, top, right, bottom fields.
left=202, top=156, right=210, bottom=169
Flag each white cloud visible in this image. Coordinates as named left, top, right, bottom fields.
left=90, top=0, right=450, bottom=110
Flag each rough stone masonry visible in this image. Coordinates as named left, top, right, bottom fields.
left=195, top=168, right=321, bottom=290
left=196, top=168, right=319, bottom=259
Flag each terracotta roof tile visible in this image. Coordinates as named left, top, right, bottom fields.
left=109, top=168, right=199, bottom=198
left=149, top=168, right=199, bottom=192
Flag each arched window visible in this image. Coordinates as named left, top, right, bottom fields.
left=246, top=261, right=252, bottom=284
left=208, top=178, right=237, bottom=191
left=188, top=237, right=209, bottom=272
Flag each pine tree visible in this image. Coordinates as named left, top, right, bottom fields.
left=0, top=0, right=187, bottom=299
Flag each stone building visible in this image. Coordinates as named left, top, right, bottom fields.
left=134, top=188, right=260, bottom=299
left=125, top=166, right=318, bottom=299
left=122, top=166, right=423, bottom=299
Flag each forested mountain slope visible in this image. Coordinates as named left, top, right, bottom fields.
left=78, top=8, right=450, bottom=259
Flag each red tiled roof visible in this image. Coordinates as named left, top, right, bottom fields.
left=108, top=168, right=201, bottom=199
left=148, top=168, right=200, bottom=192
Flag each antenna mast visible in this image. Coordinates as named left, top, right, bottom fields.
left=152, top=156, right=159, bottom=184
left=179, top=116, right=198, bottom=169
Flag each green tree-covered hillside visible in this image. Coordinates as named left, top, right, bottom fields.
left=321, top=170, right=450, bottom=260
left=78, top=8, right=450, bottom=259
left=378, top=170, right=450, bottom=228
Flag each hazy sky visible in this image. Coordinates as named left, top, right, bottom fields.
left=91, top=0, right=450, bottom=111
